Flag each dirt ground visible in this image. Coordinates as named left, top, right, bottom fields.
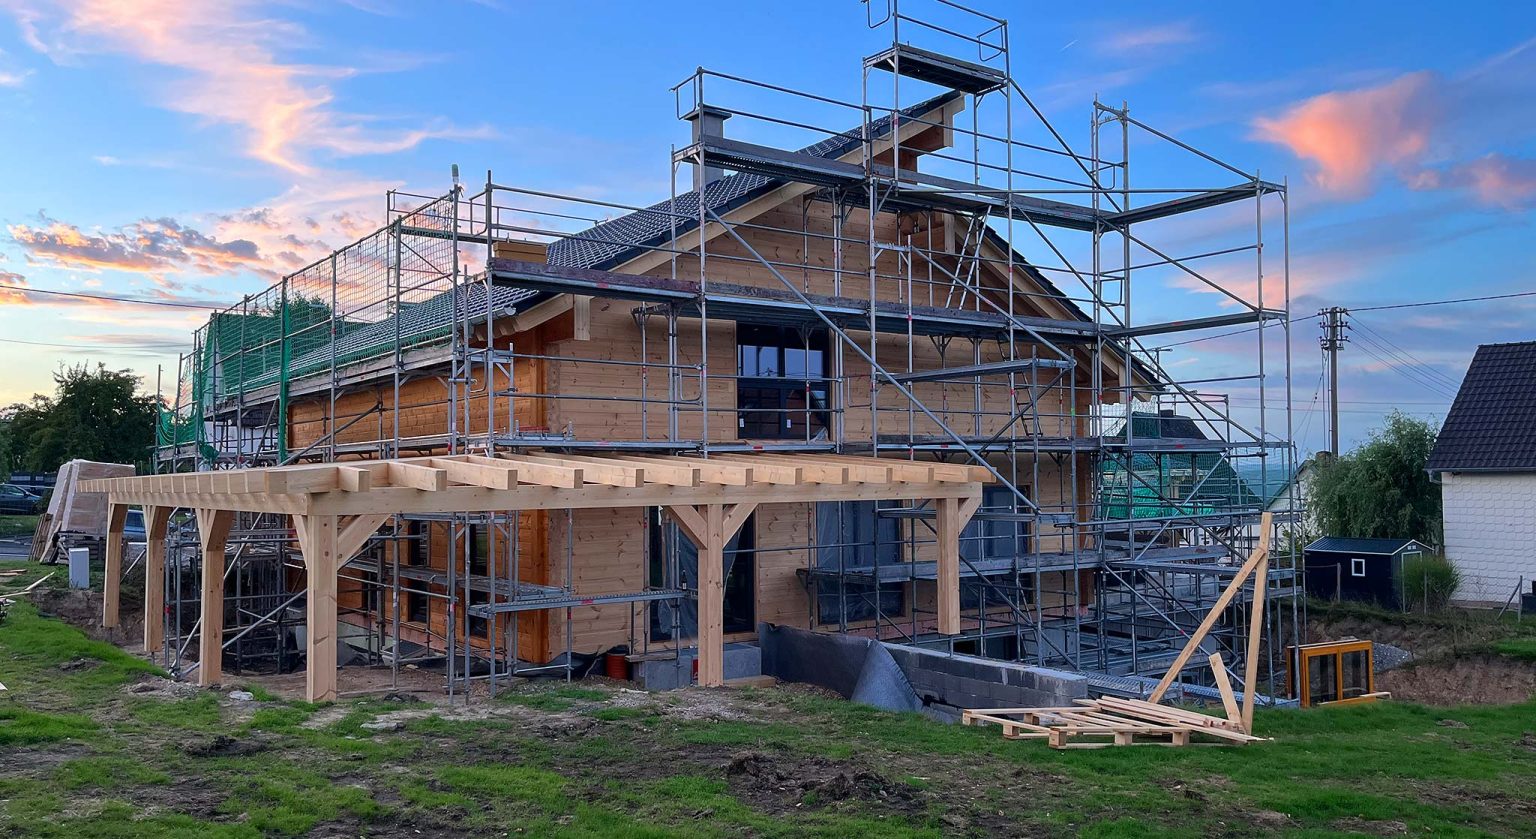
left=1310, top=610, right=1536, bottom=705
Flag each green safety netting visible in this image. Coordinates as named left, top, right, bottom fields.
left=1098, top=412, right=1263, bottom=521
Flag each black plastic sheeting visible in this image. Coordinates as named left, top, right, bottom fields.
left=759, top=624, right=921, bottom=713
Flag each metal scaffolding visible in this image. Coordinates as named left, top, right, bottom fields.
left=146, top=0, right=1299, bottom=701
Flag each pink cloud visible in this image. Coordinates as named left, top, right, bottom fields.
left=8, top=214, right=264, bottom=278
left=6, top=0, right=488, bottom=175
left=1449, top=154, right=1536, bottom=209
left=1101, top=21, right=1199, bottom=53
left=1251, top=72, right=1437, bottom=197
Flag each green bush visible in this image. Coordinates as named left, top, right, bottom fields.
left=1400, top=554, right=1461, bottom=612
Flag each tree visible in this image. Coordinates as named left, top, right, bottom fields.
left=2, top=364, right=158, bottom=473
left=1309, top=412, right=1441, bottom=545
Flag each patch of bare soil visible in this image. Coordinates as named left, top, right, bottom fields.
left=0, top=743, right=91, bottom=779
left=1378, top=656, right=1536, bottom=705
left=182, top=733, right=271, bottom=758
left=724, top=750, right=924, bottom=816
left=32, top=588, right=144, bottom=651
left=123, top=673, right=203, bottom=701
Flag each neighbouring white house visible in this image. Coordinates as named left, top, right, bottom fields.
left=1427, top=340, right=1536, bottom=606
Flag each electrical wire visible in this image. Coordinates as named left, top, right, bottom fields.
left=3, top=285, right=225, bottom=310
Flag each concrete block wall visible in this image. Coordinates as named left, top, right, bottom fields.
left=1442, top=472, right=1536, bottom=604
left=881, top=643, right=1088, bottom=719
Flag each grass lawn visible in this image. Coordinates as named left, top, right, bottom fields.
left=2, top=577, right=1535, bottom=837
left=0, top=514, right=38, bottom=539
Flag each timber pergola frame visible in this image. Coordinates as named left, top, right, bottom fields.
left=84, top=452, right=986, bottom=701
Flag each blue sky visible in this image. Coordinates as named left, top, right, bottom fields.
left=0, top=0, right=1532, bottom=456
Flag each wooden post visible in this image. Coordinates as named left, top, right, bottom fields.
left=664, top=502, right=755, bottom=688
left=934, top=494, right=981, bottom=637
left=698, top=504, right=726, bottom=687
left=102, top=503, right=127, bottom=627
left=1241, top=552, right=1270, bottom=732
left=142, top=506, right=171, bottom=657
left=196, top=509, right=233, bottom=687
left=936, top=497, right=961, bottom=636
left=300, top=514, right=340, bottom=703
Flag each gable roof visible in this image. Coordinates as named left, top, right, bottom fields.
left=544, top=91, right=1088, bottom=326
left=1427, top=341, right=1536, bottom=473
left=1305, top=536, right=1431, bottom=555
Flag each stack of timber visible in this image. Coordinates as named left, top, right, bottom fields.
left=962, top=697, right=1266, bottom=749
left=964, top=512, right=1280, bottom=749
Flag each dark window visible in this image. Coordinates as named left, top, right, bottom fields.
left=736, top=325, right=830, bottom=440
left=960, top=487, right=1032, bottom=610
left=815, top=501, right=904, bottom=624
left=469, top=525, right=489, bottom=576
left=648, top=508, right=756, bottom=640
left=406, top=580, right=430, bottom=624
left=406, top=520, right=427, bottom=567
left=468, top=589, right=490, bottom=638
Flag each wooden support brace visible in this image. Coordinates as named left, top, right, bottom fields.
left=1241, top=552, right=1270, bottom=733
left=934, top=494, right=981, bottom=636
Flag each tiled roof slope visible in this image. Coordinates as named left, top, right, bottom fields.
left=1427, top=341, right=1536, bottom=473
left=540, top=91, right=1084, bottom=324
left=1306, top=536, right=1426, bottom=555
left=545, top=92, right=958, bottom=272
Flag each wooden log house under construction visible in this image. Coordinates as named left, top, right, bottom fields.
left=89, top=1, right=1302, bottom=706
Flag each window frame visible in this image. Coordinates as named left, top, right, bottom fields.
left=735, top=324, right=831, bottom=440
left=1350, top=557, right=1366, bottom=578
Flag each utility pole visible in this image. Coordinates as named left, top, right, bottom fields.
left=1318, top=306, right=1350, bottom=455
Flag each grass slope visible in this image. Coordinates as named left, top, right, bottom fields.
left=1, top=589, right=1533, bottom=837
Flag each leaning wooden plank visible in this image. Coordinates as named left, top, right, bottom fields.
left=1147, top=512, right=1273, bottom=704
left=1208, top=652, right=1244, bottom=729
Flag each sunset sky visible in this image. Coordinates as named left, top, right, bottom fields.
left=0, top=0, right=1532, bottom=455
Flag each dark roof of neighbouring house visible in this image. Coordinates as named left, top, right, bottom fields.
left=1427, top=341, right=1536, bottom=473
left=1305, top=537, right=1430, bottom=555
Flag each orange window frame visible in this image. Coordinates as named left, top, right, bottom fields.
left=1287, top=640, right=1376, bottom=707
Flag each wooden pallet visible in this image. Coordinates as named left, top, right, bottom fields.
left=28, top=512, right=53, bottom=563
left=962, top=697, right=1268, bottom=749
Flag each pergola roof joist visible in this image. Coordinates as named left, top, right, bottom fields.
left=85, top=452, right=987, bottom=701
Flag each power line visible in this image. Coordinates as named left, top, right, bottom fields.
left=1350, top=317, right=1461, bottom=391
left=1353, top=289, right=1536, bottom=312
left=0, top=336, right=189, bottom=351
left=4, top=285, right=225, bottom=310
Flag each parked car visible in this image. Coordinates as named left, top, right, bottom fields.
left=124, top=508, right=146, bottom=541
left=0, top=483, right=42, bottom=514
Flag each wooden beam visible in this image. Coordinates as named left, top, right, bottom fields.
left=935, top=497, right=962, bottom=635
left=478, top=454, right=584, bottom=489
left=1241, top=552, right=1270, bottom=733
left=1208, top=652, right=1243, bottom=727
left=336, top=466, right=372, bottom=492
left=1147, top=512, right=1273, bottom=704
left=142, top=505, right=171, bottom=657
left=299, top=514, right=340, bottom=702
left=722, top=502, right=758, bottom=540
left=338, top=514, right=392, bottom=561
left=427, top=457, right=518, bottom=490
left=704, top=455, right=801, bottom=485
left=665, top=504, right=708, bottom=548
left=557, top=454, right=698, bottom=487
left=698, top=504, right=725, bottom=687
left=196, top=509, right=233, bottom=688
left=518, top=453, right=639, bottom=487
left=736, top=454, right=853, bottom=484
left=386, top=462, right=449, bottom=491
left=101, top=503, right=128, bottom=628
left=635, top=455, right=752, bottom=486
